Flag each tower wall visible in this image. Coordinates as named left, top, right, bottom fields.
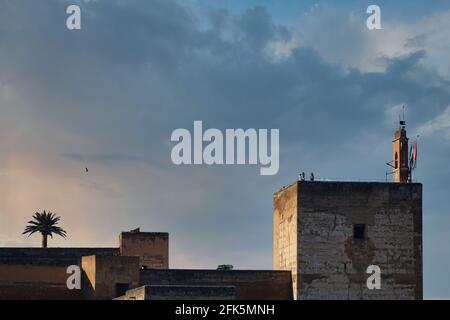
left=119, top=232, right=169, bottom=269
left=273, top=183, right=298, bottom=298
left=274, top=181, right=422, bottom=300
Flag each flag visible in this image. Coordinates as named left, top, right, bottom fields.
left=410, top=141, right=418, bottom=169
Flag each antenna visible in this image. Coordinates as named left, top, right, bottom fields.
left=399, top=105, right=406, bottom=128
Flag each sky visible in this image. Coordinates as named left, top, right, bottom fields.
left=0, top=0, right=449, bottom=299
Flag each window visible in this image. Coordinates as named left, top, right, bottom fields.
left=395, top=152, right=398, bottom=169
left=115, top=283, right=130, bottom=297
left=353, top=224, right=366, bottom=240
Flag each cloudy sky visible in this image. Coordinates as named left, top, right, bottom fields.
left=1, top=0, right=450, bottom=298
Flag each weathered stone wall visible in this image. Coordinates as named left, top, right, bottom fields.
left=115, top=285, right=236, bottom=300
left=119, top=232, right=169, bottom=269
left=0, top=248, right=118, bottom=266
left=82, top=255, right=140, bottom=300
left=274, top=181, right=422, bottom=300
left=273, top=183, right=298, bottom=298
left=0, top=231, right=169, bottom=299
left=139, top=269, right=292, bottom=300
left=0, top=264, right=82, bottom=299
left=0, top=284, right=82, bottom=300
left=0, top=248, right=118, bottom=300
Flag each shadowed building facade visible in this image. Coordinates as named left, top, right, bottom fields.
left=0, top=232, right=169, bottom=299
left=0, top=231, right=293, bottom=300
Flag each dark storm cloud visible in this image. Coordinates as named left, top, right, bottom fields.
left=2, top=1, right=449, bottom=148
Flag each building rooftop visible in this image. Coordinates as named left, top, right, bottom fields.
left=0, top=247, right=119, bottom=266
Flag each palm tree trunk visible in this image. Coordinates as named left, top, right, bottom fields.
left=42, top=234, right=48, bottom=248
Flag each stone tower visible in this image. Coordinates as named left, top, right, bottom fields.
left=273, top=126, right=423, bottom=300
left=392, top=120, right=410, bottom=183
left=273, top=181, right=422, bottom=300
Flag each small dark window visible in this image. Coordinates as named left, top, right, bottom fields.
left=115, top=283, right=130, bottom=297
left=353, top=224, right=366, bottom=240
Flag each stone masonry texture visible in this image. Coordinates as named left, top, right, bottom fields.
left=274, top=181, right=422, bottom=300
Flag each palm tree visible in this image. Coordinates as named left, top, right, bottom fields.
left=23, top=211, right=67, bottom=248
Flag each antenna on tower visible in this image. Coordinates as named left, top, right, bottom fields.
left=399, top=105, right=406, bottom=128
